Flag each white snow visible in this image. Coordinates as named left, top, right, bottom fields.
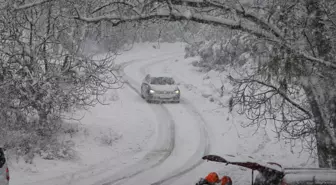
left=183, top=10, right=192, bottom=19
left=284, top=168, right=336, bottom=184
left=9, top=42, right=316, bottom=185
left=10, top=86, right=158, bottom=185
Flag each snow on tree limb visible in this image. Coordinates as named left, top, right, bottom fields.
left=91, top=1, right=141, bottom=15
left=76, top=11, right=278, bottom=40
left=14, top=0, right=54, bottom=10
left=79, top=0, right=336, bottom=69
left=299, top=51, right=336, bottom=70
left=75, top=10, right=336, bottom=70
left=168, top=0, right=285, bottom=39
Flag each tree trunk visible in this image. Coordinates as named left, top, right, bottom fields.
left=305, top=0, right=336, bottom=168
left=303, top=84, right=336, bottom=168
left=329, top=99, right=336, bottom=167
left=37, top=110, right=48, bottom=137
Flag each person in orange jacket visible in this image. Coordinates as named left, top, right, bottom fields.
left=220, top=175, right=232, bottom=185
left=196, top=172, right=233, bottom=185
left=196, top=172, right=220, bottom=185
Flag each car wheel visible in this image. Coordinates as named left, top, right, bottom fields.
left=172, top=99, right=180, bottom=103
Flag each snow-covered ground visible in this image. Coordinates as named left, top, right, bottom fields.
left=9, top=42, right=316, bottom=185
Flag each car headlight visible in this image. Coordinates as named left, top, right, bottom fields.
left=149, top=89, right=155, bottom=94
left=175, top=90, right=180, bottom=94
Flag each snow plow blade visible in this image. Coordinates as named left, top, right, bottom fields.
left=202, top=154, right=283, bottom=175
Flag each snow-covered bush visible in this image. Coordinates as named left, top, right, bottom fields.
left=184, top=33, right=253, bottom=72
left=99, top=129, right=122, bottom=147
left=90, top=20, right=185, bottom=52
left=0, top=114, right=77, bottom=163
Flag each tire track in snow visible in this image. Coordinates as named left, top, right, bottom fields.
left=98, top=55, right=181, bottom=185
left=150, top=100, right=211, bottom=185
left=150, top=105, right=211, bottom=185
left=138, top=57, right=212, bottom=185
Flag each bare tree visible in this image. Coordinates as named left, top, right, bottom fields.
left=71, top=0, right=336, bottom=167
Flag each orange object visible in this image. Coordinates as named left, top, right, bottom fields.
left=205, top=172, right=220, bottom=183
left=221, top=176, right=232, bottom=185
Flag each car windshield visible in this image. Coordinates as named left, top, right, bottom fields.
left=150, top=77, right=175, bottom=85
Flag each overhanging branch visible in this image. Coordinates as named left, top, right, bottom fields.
left=75, top=9, right=336, bottom=70
left=75, top=11, right=278, bottom=40
left=14, top=0, right=54, bottom=10
left=233, top=77, right=313, bottom=119
left=91, top=1, right=141, bottom=15
left=166, top=0, right=285, bottom=39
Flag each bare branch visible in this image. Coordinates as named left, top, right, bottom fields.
left=231, top=76, right=313, bottom=119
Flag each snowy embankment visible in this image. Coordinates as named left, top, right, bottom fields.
left=10, top=88, right=156, bottom=185
left=9, top=42, right=315, bottom=185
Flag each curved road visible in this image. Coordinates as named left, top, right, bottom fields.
left=100, top=52, right=214, bottom=185
left=139, top=57, right=212, bottom=185
left=23, top=51, right=215, bottom=185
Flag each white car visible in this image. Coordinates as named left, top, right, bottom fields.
left=141, top=74, right=180, bottom=103
left=0, top=147, right=9, bottom=185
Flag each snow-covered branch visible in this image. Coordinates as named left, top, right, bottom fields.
left=299, top=51, right=336, bottom=70
left=14, top=0, right=54, bottom=10
left=205, top=0, right=285, bottom=39
left=76, top=9, right=336, bottom=70
left=76, top=10, right=278, bottom=40
left=166, top=0, right=285, bottom=39
left=91, top=1, right=141, bottom=15
left=80, top=0, right=336, bottom=70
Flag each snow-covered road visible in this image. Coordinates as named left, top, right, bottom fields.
left=103, top=53, right=213, bottom=185
left=10, top=43, right=313, bottom=185
left=104, top=43, right=313, bottom=185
